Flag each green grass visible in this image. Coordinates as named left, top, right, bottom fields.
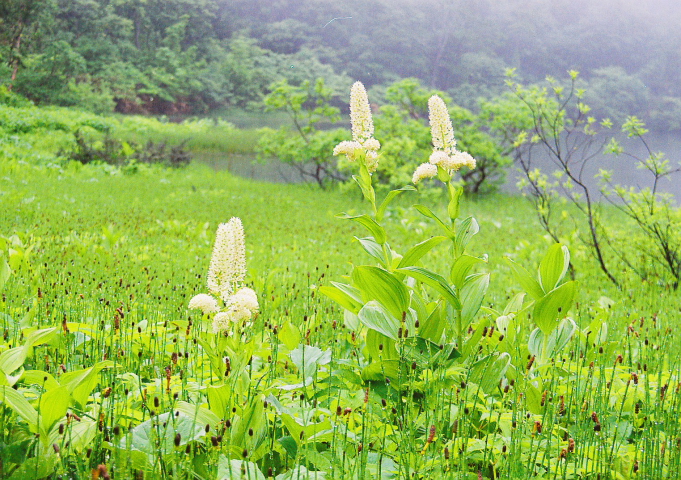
left=1, top=157, right=679, bottom=479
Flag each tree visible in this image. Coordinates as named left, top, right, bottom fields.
left=0, top=0, right=56, bottom=90
left=257, top=78, right=347, bottom=188
left=506, top=70, right=681, bottom=289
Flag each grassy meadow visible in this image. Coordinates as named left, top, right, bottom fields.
left=1, top=102, right=680, bottom=480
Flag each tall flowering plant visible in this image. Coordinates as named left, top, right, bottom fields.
left=189, top=217, right=259, bottom=336
left=324, top=83, right=510, bottom=393
left=325, top=82, right=580, bottom=398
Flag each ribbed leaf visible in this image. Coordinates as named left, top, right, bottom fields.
left=396, top=266, right=461, bottom=310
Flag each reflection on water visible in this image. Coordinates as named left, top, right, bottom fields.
left=195, top=152, right=307, bottom=184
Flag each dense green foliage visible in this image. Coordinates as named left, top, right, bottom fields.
left=2, top=0, right=681, bottom=131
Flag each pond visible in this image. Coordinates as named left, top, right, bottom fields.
left=197, top=131, right=681, bottom=199
left=501, top=131, right=681, bottom=199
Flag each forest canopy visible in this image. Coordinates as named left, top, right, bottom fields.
left=1, top=0, right=680, bottom=130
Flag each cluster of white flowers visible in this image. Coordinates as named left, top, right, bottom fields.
left=412, top=163, right=438, bottom=184
left=334, top=82, right=381, bottom=173
left=187, top=293, right=219, bottom=314
left=428, top=150, right=476, bottom=172
left=211, top=287, right=260, bottom=333
left=413, top=95, right=476, bottom=184
left=188, top=217, right=259, bottom=335
left=333, top=140, right=362, bottom=160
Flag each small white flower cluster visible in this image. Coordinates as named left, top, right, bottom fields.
left=412, top=163, right=438, bottom=184
left=188, top=217, right=259, bottom=335
left=210, top=287, right=259, bottom=334
left=188, top=293, right=219, bottom=314
left=333, top=82, right=381, bottom=173
left=413, top=95, right=476, bottom=184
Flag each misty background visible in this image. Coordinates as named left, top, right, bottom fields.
left=2, top=0, right=681, bottom=192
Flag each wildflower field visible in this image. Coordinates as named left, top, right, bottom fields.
left=1, top=85, right=681, bottom=480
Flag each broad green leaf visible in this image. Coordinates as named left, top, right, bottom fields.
left=353, top=165, right=376, bottom=208
left=118, top=412, right=206, bottom=456
left=418, top=302, right=446, bottom=343
left=396, top=266, right=461, bottom=310
left=503, top=292, right=526, bottom=316
left=454, top=217, right=479, bottom=256
left=8, top=456, right=57, bottom=480
left=337, top=213, right=386, bottom=244
left=538, top=243, right=570, bottom=292
left=0, top=347, right=27, bottom=377
left=460, top=273, right=490, bottom=325
left=376, top=185, right=416, bottom=222
left=278, top=320, right=301, bottom=350
left=527, top=328, right=543, bottom=358
left=23, top=327, right=58, bottom=350
left=279, top=412, right=333, bottom=446
left=530, top=318, right=578, bottom=360
left=413, top=205, right=454, bottom=239
left=175, top=401, right=221, bottom=429
left=505, top=257, right=544, bottom=300
left=401, top=336, right=453, bottom=366
left=278, top=436, right=298, bottom=458
left=0, top=386, right=38, bottom=426
left=366, top=329, right=397, bottom=360
left=358, top=301, right=399, bottom=341
left=397, top=236, right=447, bottom=268
left=276, top=465, right=327, bottom=480
left=343, top=310, right=360, bottom=330
left=551, top=317, right=577, bottom=354
left=361, top=360, right=400, bottom=382
left=352, top=266, right=410, bottom=320
left=409, top=289, right=428, bottom=327
left=62, top=417, right=97, bottom=452
left=319, top=282, right=363, bottom=314
left=533, top=281, right=577, bottom=335
left=207, top=384, right=232, bottom=419
left=461, top=318, right=488, bottom=360
left=525, top=382, right=544, bottom=414
left=585, top=317, right=608, bottom=345
left=355, top=236, right=387, bottom=266
left=61, top=360, right=114, bottom=407
left=21, top=371, right=60, bottom=391
left=232, top=395, right=266, bottom=446
left=330, top=281, right=363, bottom=303
left=468, top=353, right=510, bottom=394
left=290, top=345, right=331, bottom=380
left=450, top=254, right=486, bottom=290
left=39, top=386, right=70, bottom=438
left=0, top=258, right=10, bottom=291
